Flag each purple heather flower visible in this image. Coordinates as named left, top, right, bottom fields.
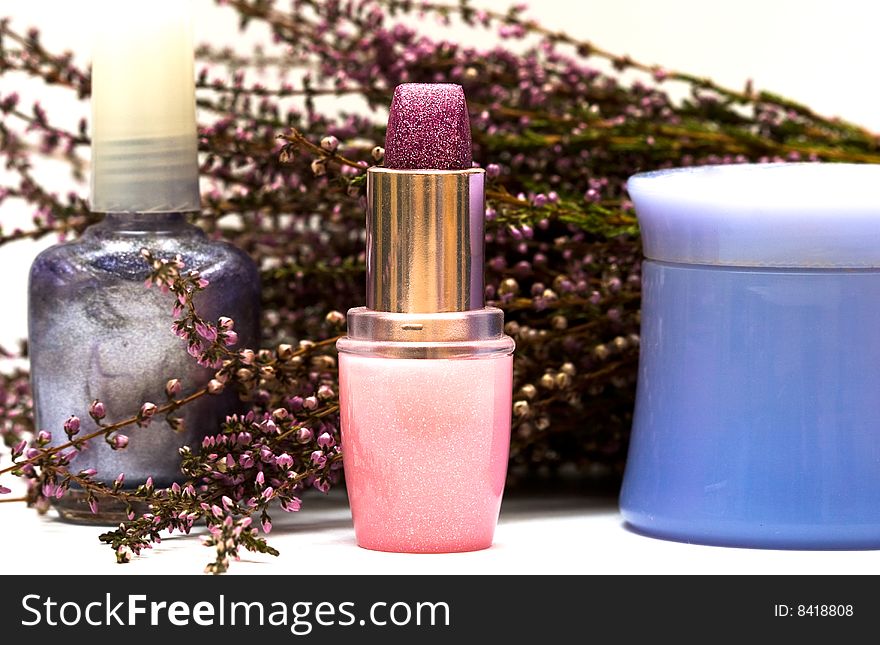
left=486, top=163, right=501, bottom=178
left=63, top=415, right=80, bottom=436
left=320, top=135, right=339, bottom=152
left=317, top=384, right=335, bottom=400
left=303, top=396, right=318, bottom=410
left=11, top=440, right=27, bottom=460
left=88, top=497, right=99, bottom=514
left=112, top=435, right=129, bottom=450
left=310, top=158, right=327, bottom=176
left=653, top=67, right=669, bottom=81
left=223, top=330, right=239, bottom=346
left=275, top=453, right=294, bottom=468
left=89, top=400, right=106, bottom=421
left=0, top=92, right=20, bottom=112
left=140, top=402, right=157, bottom=419
left=36, top=430, right=51, bottom=444
left=0, top=485, right=11, bottom=495
left=317, top=432, right=335, bottom=448
left=296, top=427, right=313, bottom=444
left=165, top=378, right=182, bottom=397
left=313, top=479, right=330, bottom=493
left=310, top=450, right=327, bottom=467
left=195, top=321, right=218, bottom=342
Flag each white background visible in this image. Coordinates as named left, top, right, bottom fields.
left=2, top=0, right=880, bottom=574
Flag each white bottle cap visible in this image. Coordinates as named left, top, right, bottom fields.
left=90, top=0, right=201, bottom=213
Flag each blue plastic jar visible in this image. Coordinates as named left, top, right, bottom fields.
left=620, top=163, right=880, bottom=548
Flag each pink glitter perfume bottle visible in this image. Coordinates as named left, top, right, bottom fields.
left=337, top=84, right=515, bottom=553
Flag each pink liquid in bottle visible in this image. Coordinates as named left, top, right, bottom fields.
left=339, top=349, right=513, bottom=552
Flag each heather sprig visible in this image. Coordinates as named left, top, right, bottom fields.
left=100, top=253, right=342, bottom=572
left=99, top=408, right=342, bottom=574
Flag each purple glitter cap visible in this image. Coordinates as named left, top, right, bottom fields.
left=383, top=83, right=473, bottom=170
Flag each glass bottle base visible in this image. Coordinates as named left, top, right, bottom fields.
left=621, top=508, right=880, bottom=550
left=52, top=490, right=151, bottom=525
left=355, top=536, right=494, bottom=554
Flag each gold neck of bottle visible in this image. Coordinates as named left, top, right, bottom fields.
left=366, top=167, right=485, bottom=313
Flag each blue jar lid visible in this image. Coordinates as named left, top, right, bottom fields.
left=627, top=163, right=880, bottom=268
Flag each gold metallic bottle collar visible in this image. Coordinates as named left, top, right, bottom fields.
left=366, top=167, right=485, bottom=313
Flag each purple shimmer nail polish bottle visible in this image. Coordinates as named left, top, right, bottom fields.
left=27, top=4, right=259, bottom=522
